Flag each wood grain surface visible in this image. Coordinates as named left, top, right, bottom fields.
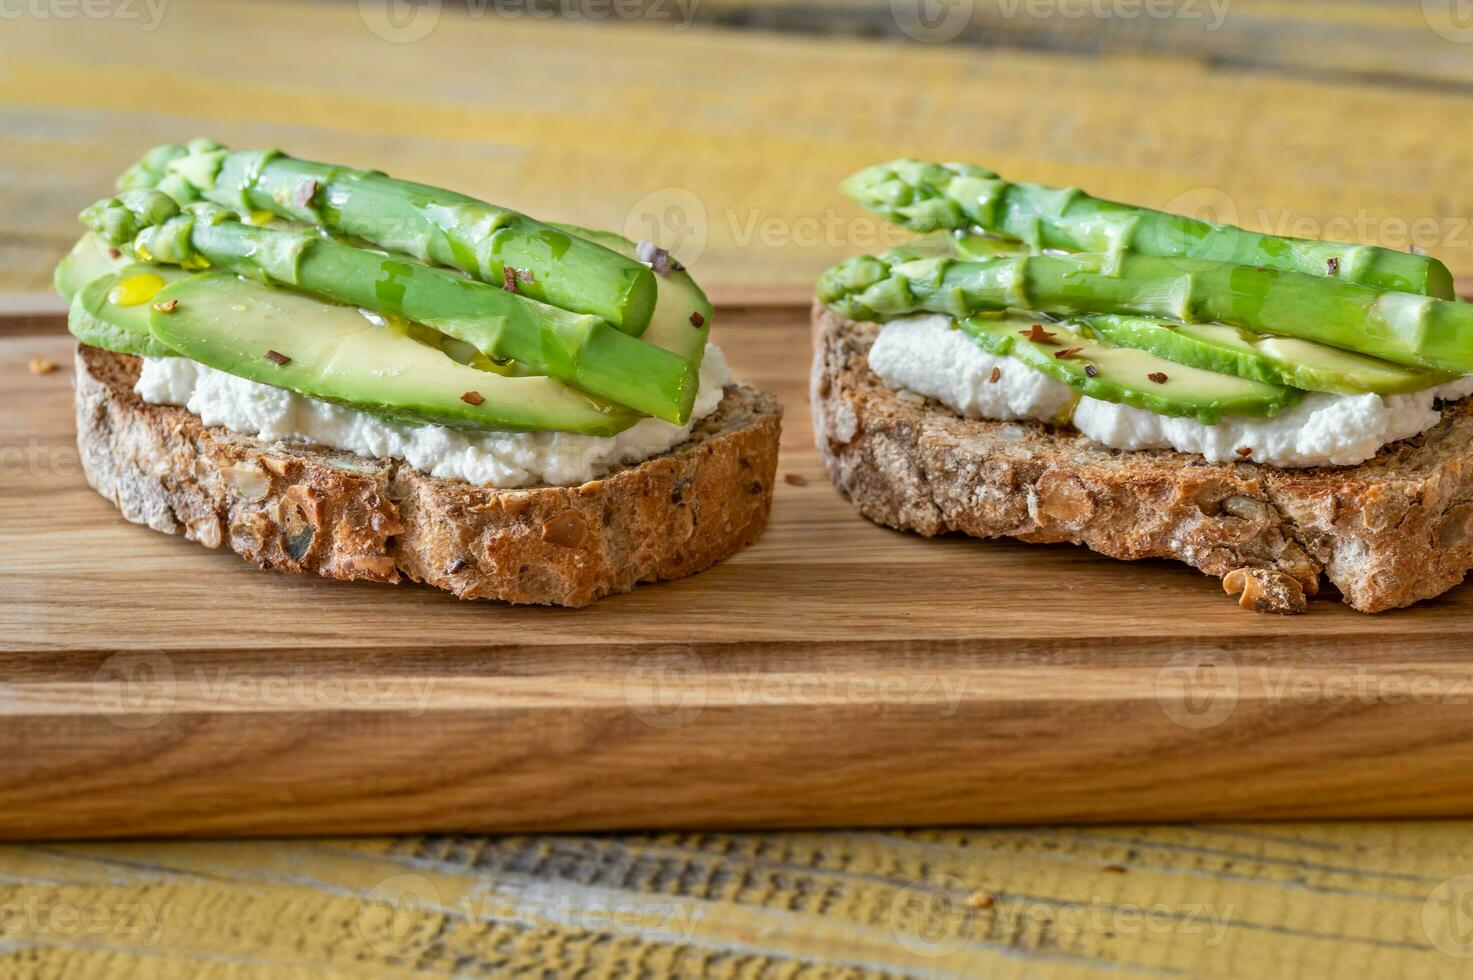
left=8, top=299, right=1473, bottom=841
left=7, top=0, right=1473, bottom=976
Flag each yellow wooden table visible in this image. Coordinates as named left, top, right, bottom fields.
left=5, top=1, right=1473, bottom=974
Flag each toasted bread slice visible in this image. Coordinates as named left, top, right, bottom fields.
left=811, top=302, right=1473, bottom=614
left=76, top=344, right=781, bottom=607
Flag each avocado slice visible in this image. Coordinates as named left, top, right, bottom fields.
left=70, top=265, right=193, bottom=357
left=1080, top=313, right=1449, bottom=395
left=148, top=273, right=642, bottom=437
left=958, top=314, right=1300, bottom=423
left=550, top=223, right=711, bottom=366
left=55, top=232, right=131, bottom=301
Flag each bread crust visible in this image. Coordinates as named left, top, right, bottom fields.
left=811, top=302, right=1473, bottom=613
left=76, top=344, right=781, bottom=607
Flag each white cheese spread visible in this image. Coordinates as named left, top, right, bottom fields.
left=869, top=315, right=1473, bottom=468
left=136, top=344, right=733, bottom=488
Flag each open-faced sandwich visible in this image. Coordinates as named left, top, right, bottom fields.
left=60, top=139, right=780, bottom=606
left=814, top=160, right=1473, bottom=613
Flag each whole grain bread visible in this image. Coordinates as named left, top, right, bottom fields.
left=811, top=302, right=1473, bottom=614
left=76, top=344, right=781, bottom=607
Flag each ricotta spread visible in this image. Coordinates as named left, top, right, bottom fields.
left=136, top=344, right=733, bottom=488
left=869, top=315, right=1473, bottom=468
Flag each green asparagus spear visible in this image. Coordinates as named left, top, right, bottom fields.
left=120, top=140, right=660, bottom=335
left=843, top=160, right=1456, bottom=298
left=83, top=191, right=698, bottom=423
left=549, top=223, right=711, bottom=366
left=817, top=250, right=1473, bottom=375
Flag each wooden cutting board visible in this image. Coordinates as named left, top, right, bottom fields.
left=6, top=286, right=1473, bottom=839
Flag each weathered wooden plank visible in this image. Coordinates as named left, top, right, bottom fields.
left=2, top=0, right=1471, bottom=294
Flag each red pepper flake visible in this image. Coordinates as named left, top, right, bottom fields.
left=293, top=178, right=318, bottom=209
left=1020, top=324, right=1059, bottom=344
left=1326, top=256, right=1340, bottom=276
left=1147, top=371, right=1169, bottom=384
left=502, top=267, right=518, bottom=292
left=1236, top=446, right=1253, bottom=458
left=461, top=390, right=485, bottom=406
left=106, top=246, right=122, bottom=260
left=636, top=240, right=673, bottom=277
left=689, top=311, right=706, bottom=328
left=988, top=366, right=1002, bottom=384
left=153, top=299, right=178, bottom=314
left=1102, top=864, right=1128, bottom=875
left=1084, top=364, right=1099, bottom=377
left=265, top=349, right=291, bottom=365
left=1054, top=346, right=1085, bottom=360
